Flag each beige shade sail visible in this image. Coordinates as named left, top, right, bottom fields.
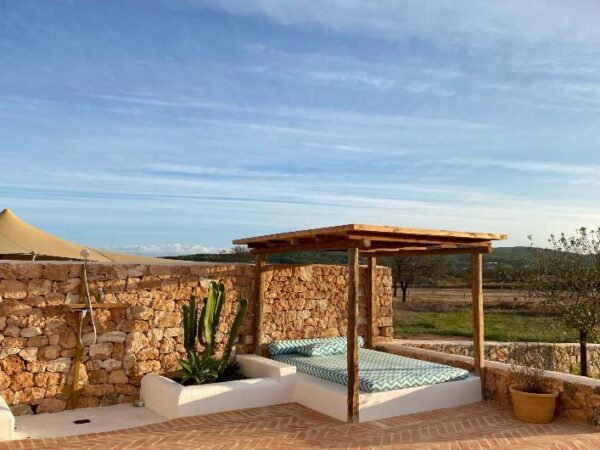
left=0, top=208, right=164, bottom=263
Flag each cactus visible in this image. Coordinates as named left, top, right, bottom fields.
left=218, top=298, right=248, bottom=373
left=180, top=281, right=248, bottom=379
left=182, top=295, right=198, bottom=353
left=199, top=281, right=225, bottom=358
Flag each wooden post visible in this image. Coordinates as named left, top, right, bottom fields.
left=366, top=256, right=377, bottom=349
left=253, top=253, right=265, bottom=355
left=471, top=253, right=485, bottom=397
left=347, top=247, right=360, bottom=423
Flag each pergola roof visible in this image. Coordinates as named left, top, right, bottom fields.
left=233, top=224, right=507, bottom=257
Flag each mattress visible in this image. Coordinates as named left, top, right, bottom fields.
left=273, top=348, right=469, bottom=392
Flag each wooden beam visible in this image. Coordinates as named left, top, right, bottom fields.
left=250, top=238, right=371, bottom=255
left=347, top=232, right=491, bottom=246
left=347, top=247, right=360, bottom=424
left=471, top=253, right=485, bottom=398
left=253, top=253, right=265, bottom=355
left=366, top=256, right=377, bottom=349
left=362, top=245, right=492, bottom=258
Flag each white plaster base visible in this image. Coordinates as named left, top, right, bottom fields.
left=141, top=355, right=296, bottom=419
left=0, top=394, right=15, bottom=441
left=294, top=373, right=482, bottom=422
left=141, top=354, right=482, bottom=423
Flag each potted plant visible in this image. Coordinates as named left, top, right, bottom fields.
left=508, top=345, right=558, bottom=424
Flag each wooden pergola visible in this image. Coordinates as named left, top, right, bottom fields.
left=233, top=224, right=507, bottom=424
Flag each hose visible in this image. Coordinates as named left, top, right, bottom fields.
left=78, top=257, right=97, bottom=348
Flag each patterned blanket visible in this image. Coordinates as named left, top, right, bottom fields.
left=273, top=348, right=469, bottom=392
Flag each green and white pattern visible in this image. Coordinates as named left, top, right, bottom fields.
left=273, top=348, right=469, bottom=392
left=269, top=336, right=364, bottom=356
left=297, top=341, right=347, bottom=356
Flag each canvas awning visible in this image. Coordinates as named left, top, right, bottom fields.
left=0, top=208, right=163, bottom=263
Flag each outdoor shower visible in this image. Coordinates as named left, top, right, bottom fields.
left=78, top=248, right=98, bottom=348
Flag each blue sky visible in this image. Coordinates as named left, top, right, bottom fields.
left=1, top=0, right=600, bottom=255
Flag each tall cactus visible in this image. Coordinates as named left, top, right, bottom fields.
left=219, top=298, right=248, bottom=373
left=182, top=295, right=198, bottom=353
left=181, top=281, right=248, bottom=377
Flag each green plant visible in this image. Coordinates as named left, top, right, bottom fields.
left=178, top=350, right=219, bottom=385
left=182, top=295, right=199, bottom=353
left=508, top=344, right=553, bottom=394
left=177, top=281, right=248, bottom=384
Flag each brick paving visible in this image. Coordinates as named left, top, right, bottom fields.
left=3, top=402, right=599, bottom=449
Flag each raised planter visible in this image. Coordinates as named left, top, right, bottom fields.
left=140, top=355, right=296, bottom=419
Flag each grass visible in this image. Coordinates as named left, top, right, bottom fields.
left=394, top=309, right=593, bottom=343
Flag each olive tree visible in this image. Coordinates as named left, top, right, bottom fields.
left=526, top=227, right=600, bottom=377
left=382, top=255, right=446, bottom=302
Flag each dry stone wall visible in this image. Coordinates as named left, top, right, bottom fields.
left=398, top=340, right=600, bottom=378
left=0, top=262, right=392, bottom=415
left=380, top=342, right=600, bottom=427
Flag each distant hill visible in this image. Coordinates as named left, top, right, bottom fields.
left=166, top=246, right=539, bottom=269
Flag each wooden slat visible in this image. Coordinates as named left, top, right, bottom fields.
left=253, top=254, right=265, bottom=355
left=471, top=253, right=485, bottom=398
left=347, top=247, right=360, bottom=424
left=234, top=223, right=507, bottom=245
left=366, top=256, right=377, bottom=349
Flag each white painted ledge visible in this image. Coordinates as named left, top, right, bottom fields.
left=0, top=393, right=14, bottom=441
left=141, top=355, right=296, bottom=419
left=294, top=372, right=482, bottom=422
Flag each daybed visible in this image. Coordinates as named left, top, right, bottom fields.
left=269, top=337, right=482, bottom=422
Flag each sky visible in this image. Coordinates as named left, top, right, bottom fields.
left=1, top=0, right=600, bottom=255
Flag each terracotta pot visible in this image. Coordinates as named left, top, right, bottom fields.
left=509, top=386, right=559, bottom=424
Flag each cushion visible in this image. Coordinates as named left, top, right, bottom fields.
left=268, top=336, right=364, bottom=356
left=273, top=348, right=470, bottom=392
left=297, top=341, right=346, bottom=356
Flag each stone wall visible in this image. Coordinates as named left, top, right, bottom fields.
left=397, top=340, right=600, bottom=378
left=379, top=342, right=600, bottom=427
left=0, top=262, right=392, bottom=415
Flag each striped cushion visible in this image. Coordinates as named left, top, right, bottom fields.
left=273, top=348, right=469, bottom=392
left=297, top=341, right=346, bottom=356
left=268, top=337, right=364, bottom=356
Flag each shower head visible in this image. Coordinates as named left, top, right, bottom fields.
left=80, top=248, right=92, bottom=260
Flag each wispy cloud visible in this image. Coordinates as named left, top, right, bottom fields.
left=445, top=157, right=600, bottom=177
left=104, top=243, right=219, bottom=256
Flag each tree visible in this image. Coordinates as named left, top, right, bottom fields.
left=382, top=255, right=447, bottom=302
left=526, top=228, right=600, bottom=377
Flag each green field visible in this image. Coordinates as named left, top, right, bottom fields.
left=394, top=309, right=592, bottom=343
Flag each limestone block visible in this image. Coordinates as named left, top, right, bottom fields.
left=45, top=358, right=71, bottom=373
left=101, top=358, right=123, bottom=371
left=20, top=326, right=42, bottom=338
left=36, top=398, right=67, bottom=414
left=27, top=279, right=52, bottom=296
left=97, top=331, right=127, bottom=343
left=18, top=348, right=37, bottom=363
left=4, top=325, right=20, bottom=337
left=125, top=332, right=149, bottom=355
left=89, top=343, right=113, bottom=359
left=0, top=280, right=27, bottom=299
left=108, top=370, right=129, bottom=384
left=42, top=264, right=70, bottom=281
